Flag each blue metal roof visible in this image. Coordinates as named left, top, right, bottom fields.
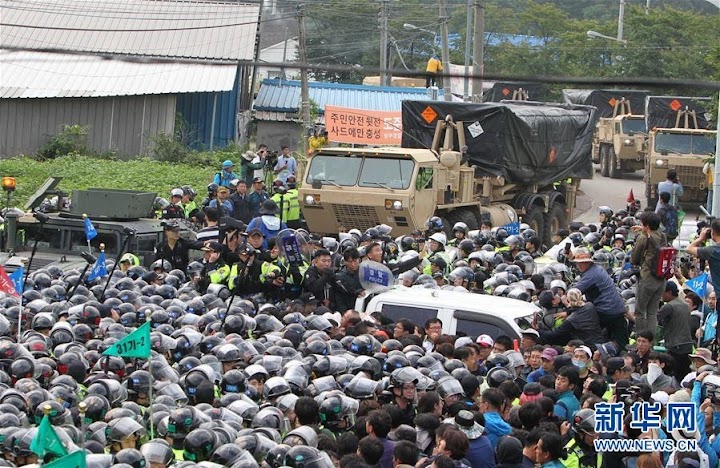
left=254, top=79, right=440, bottom=114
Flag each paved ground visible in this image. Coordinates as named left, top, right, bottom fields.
left=573, top=167, right=646, bottom=224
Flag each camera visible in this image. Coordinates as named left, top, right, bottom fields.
left=265, top=151, right=278, bottom=170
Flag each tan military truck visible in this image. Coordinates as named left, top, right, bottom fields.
left=299, top=100, right=598, bottom=245
left=644, top=96, right=716, bottom=209
left=563, top=89, right=649, bottom=179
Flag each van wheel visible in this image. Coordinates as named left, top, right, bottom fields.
left=608, top=147, right=620, bottom=179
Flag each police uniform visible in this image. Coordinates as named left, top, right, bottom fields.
left=564, top=438, right=601, bottom=468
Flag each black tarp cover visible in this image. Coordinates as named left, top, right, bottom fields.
left=483, top=82, right=547, bottom=102
left=401, top=100, right=599, bottom=186
left=562, top=89, right=649, bottom=118
left=645, top=96, right=712, bottom=130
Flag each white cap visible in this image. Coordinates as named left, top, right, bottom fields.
left=651, top=391, right=669, bottom=406
left=575, top=345, right=592, bottom=359
left=476, top=334, right=494, bottom=347
left=455, top=337, right=474, bottom=348
left=170, top=188, right=183, bottom=197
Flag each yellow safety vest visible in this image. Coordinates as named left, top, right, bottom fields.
left=272, top=193, right=292, bottom=223
left=182, top=200, right=198, bottom=218
left=285, top=189, right=300, bottom=221
left=208, top=264, right=230, bottom=284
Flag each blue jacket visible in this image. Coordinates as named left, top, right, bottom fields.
left=247, top=216, right=287, bottom=249
left=527, top=368, right=547, bottom=383
left=554, top=390, right=580, bottom=422
left=465, top=436, right=496, bottom=468
left=691, top=381, right=720, bottom=468
left=483, top=411, right=511, bottom=449
left=213, top=170, right=239, bottom=188
left=378, top=437, right=395, bottom=468
left=574, top=264, right=625, bottom=315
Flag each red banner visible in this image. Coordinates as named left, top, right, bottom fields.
left=0, top=265, right=19, bottom=297
left=325, top=106, right=402, bottom=145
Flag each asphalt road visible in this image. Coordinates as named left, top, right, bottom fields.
left=574, top=167, right=646, bottom=224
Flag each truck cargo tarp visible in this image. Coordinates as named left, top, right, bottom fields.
left=401, top=100, right=599, bottom=186
left=645, top=96, right=712, bottom=131
left=484, top=82, right=546, bottom=102
left=562, top=89, right=649, bottom=118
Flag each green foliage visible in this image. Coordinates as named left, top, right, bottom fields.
left=151, top=132, right=190, bottom=163
left=35, top=125, right=91, bottom=161
left=2, top=155, right=218, bottom=207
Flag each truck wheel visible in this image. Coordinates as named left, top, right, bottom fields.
left=447, top=208, right=479, bottom=231
left=608, top=147, right=620, bottom=179
left=599, top=145, right=609, bottom=177
left=645, top=180, right=657, bottom=210
left=543, top=203, right=567, bottom=246
left=523, top=206, right=545, bottom=239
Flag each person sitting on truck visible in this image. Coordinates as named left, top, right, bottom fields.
left=655, top=169, right=684, bottom=212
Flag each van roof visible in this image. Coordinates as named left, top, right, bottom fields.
left=369, top=287, right=540, bottom=319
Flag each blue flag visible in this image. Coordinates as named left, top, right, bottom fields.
left=501, top=221, right=521, bottom=235
left=87, top=252, right=108, bottom=282
left=84, top=216, right=97, bottom=241
left=685, top=273, right=709, bottom=298
left=8, top=267, right=24, bottom=294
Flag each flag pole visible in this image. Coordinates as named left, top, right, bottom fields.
left=78, top=402, right=87, bottom=449
left=148, top=368, right=155, bottom=438
left=83, top=214, right=92, bottom=255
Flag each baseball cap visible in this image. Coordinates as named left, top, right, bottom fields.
left=606, top=357, right=632, bottom=375
left=541, top=348, right=558, bottom=361
left=575, top=345, right=592, bottom=359
left=201, top=241, right=224, bottom=253
left=476, top=335, right=494, bottom=348
left=170, top=188, right=183, bottom=197
left=252, top=177, right=263, bottom=183
left=521, top=329, right=540, bottom=338
left=222, top=160, right=234, bottom=168
left=247, top=228, right=264, bottom=237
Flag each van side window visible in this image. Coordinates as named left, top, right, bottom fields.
left=381, top=304, right=438, bottom=327
left=454, top=310, right=517, bottom=339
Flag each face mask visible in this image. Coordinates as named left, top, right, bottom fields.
left=572, top=359, right=587, bottom=370
left=647, top=363, right=662, bottom=385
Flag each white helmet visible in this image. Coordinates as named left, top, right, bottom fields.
left=429, top=232, right=447, bottom=246
left=452, top=222, right=468, bottom=233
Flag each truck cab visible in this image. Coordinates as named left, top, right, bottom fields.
left=354, top=288, right=539, bottom=340
left=595, top=98, right=647, bottom=178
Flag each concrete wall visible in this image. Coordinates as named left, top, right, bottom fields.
left=0, top=94, right=176, bottom=158
left=255, top=120, right=301, bottom=152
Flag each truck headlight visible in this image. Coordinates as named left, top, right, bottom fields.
left=305, top=195, right=316, bottom=205
left=624, top=139, right=632, bottom=145
left=655, top=159, right=665, bottom=167
left=392, top=200, right=403, bottom=210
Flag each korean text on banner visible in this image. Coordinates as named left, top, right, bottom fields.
left=325, top=106, right=402, bottom=145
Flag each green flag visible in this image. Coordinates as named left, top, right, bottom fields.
left=44, top=450, right=86, bottom=468
left=30, top=414, right=68, bottom=458
left=102, top=321, right=151, bottom=359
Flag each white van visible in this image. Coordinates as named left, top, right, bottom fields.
left=355, top=288, right=540, bottom=340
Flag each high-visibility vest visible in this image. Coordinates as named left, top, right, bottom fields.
left=285, top=189, right=300, bottom=221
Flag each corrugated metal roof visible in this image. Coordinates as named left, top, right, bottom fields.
left=0, top=0, right=259, bottom=61
left=253, top=79, right=441, bottom=116
left=0, top=51, right=238, bottom=98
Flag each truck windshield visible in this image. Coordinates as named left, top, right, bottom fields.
left=306, top=154, right=362, bottom=186
left=622, top=119, right=646, bottom=134
left=655, top=132, right=716, bottom=155
left=358, top=158, right=414, bottom=189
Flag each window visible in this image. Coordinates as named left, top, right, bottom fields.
left=453, top=310, right=520, bottom=339
left=655, top=132, right=716, bottom=156
left=70, top=230, right=121, bottom=254
left=306, top=154, right=362, bottom=186
left=359, top=158, right=414, bottom=189
left=416, top=167, right=434, bottom=190
left=622, top=119, right=646, bottom=135
left=21, top=224, right=62, bottom=250
left=380, top=304, right=438, bottom=326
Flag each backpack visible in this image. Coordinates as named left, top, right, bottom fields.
left=648, top=233, right=677, bottom=280
left=661, top=205, right=679, bottom=238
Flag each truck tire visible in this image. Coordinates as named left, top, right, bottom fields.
left=645, top=180, right=658, bottom=211
left=599, top=145, right=609, bottom=177
left=543, top=203, right=567, bottom=245
left=447, top=208, right=479, bottom=231
left=523, top=205, right=544, bottom=239
left=608, top=146, right=620, bottom=179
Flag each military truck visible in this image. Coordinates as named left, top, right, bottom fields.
left=644, top=96, right=716, bottom=209
left=483, top=81, right=547, bottom=102
left=299, top=100, right=598, bottom=245
left=563, top=89, right=649, bottom=178
left=1, top=177, right=169, bottom=273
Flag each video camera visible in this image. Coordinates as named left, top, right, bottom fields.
left=264, top=150, right=279, bottom=170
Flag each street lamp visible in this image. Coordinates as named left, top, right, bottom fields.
left=586, top=30, right=627, bottom=45
left=403, top=23, right=437, bottom=45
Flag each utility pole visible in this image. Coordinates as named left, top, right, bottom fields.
left=617, top=0, right=626, bottom=43
left=471, top=0, right=484, bottom=102
left=439, top=0, right=451, bottom=101
left=463, top=0, right=472, bottom=101
left=297, top=5, right=311, bottom=156
left=380, top=0, right=389, bottom=86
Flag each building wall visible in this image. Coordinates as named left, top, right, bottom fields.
left=256, top=120, right=301, bottom=152
left=0, top=94, right=176, bottom=158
